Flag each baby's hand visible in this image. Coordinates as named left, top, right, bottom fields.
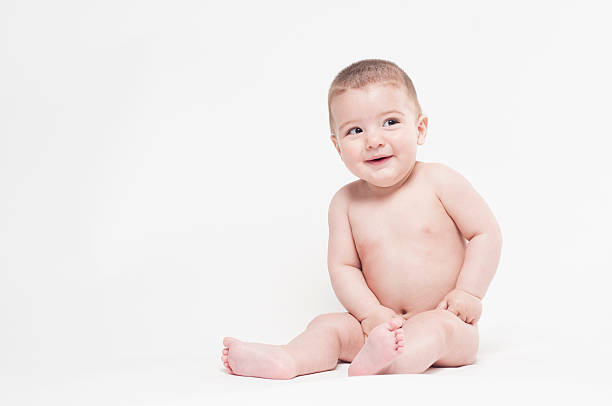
left=436, top=289, right=482, bottom=325
left=360, top=306, right=401, bottom=336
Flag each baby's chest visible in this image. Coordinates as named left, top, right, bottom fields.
left=348, top=192, right=456, bottom=257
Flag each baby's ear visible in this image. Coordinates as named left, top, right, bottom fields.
left=416, top=115, right=428, bottom=145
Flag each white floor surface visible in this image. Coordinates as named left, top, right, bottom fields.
left=3, top=325, right=610, bottom=406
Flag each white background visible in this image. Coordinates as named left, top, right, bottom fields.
left=1, top=0, right=611, bottom=404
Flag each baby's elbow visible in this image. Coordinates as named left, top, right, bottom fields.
left=493, top=222, right=503, bottom=247
left=489, top=224, right=502, bottom=245
left=476, top=225, right=502, bottom=252
left=485, top=217, right=503, bottom=247
left=490, top=226, right=503, bottom=260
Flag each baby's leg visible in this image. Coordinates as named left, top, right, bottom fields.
left=379, top=309, right=478, bottom=375
left=222, top=312, right=365, bottom=379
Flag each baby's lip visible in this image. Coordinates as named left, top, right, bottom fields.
left=366, top=154, right=393, bottom=161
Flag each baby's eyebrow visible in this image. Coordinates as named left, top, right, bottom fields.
left=339, top=110, right=404, bottom=131
left=379, top=110, right=404, bottom=118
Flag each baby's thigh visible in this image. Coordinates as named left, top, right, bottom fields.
left=307, top=312, right=365, bottom=362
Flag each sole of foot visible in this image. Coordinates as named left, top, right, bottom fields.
left=348, top=317, right=405, bottom=376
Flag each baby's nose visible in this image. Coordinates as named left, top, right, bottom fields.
left=366, top=135, right=385, bottom=149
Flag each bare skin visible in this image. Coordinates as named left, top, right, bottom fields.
left=222, top=317, right=405, bottom=379
left=222, top=82, right=502, bottom=378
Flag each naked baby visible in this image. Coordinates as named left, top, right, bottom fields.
left=221, top=59, right=502, bottom=378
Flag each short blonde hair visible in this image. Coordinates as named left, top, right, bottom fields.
left=328, top=59, right=422, bottom=135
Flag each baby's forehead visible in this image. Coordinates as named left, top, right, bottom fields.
left=333, top=83, right=415, bottom=112
left=335, top=82, right=412, bottom=103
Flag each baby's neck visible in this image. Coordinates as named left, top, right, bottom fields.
left=361, top=162, right=419, bottom=197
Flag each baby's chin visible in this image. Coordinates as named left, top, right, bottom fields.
left=362, top=168, right=414, bottom=189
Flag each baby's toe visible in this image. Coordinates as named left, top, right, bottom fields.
left=387, top=317, right=404, bottom=330
left=222, top=359, right=234, bottom=374
left=395, top=332, right=405, bottom=347
left=223, top=337, right=239, bottom=347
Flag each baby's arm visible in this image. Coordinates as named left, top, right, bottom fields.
left=327, top=187, right=398, bottom=333
left=429, top=164, right=503, bottom=324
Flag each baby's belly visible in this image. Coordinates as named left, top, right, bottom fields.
left=360, top=233, right=466, bottom=318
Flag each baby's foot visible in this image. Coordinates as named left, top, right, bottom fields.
left=221, top=337, right=298, bottom=380
left=348, top=318, right=405, bottom=376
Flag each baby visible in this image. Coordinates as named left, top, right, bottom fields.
left=221, top=59, right=502, bottom=378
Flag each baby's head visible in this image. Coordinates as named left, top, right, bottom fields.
left=327, top=59, right=428, bottom=189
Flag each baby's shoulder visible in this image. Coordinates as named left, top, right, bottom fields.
left=330, top=180, right=361, bottom=205
left=415, top=161, right=473, bottom=198
left=415, top=161, right=465, bottom=184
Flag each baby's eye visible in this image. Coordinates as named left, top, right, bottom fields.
left=347, top=127, right=363, bottom=135
left=383, top=118, right=399, bottom=127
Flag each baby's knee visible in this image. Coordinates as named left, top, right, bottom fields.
left=305, top=313, right=363, bottom=362
left=424, top=309, right=478, bottom=353
left=408, top=309, right=457, bottom=343
left=307, top=312, right=349, bottom=330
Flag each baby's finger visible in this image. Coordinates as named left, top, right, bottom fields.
left=447, top=306, right=460, bottom=318
left=454, top=310, right=467, bottom=323
left=436, top=300, right=448, bottom=310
